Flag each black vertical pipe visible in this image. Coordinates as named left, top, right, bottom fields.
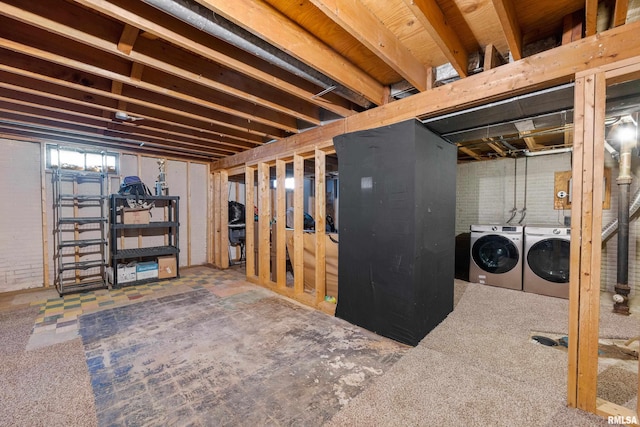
left=617, top=183, right=629, bottom=286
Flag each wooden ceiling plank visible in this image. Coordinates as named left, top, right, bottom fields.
left=401, top=0, right=469, bottom=78
left=0, top=1, right=337, bottom=124
left=193, top=0, right=386, bottom=105
left=117, top=23, right=139, bottom=55
left=309, top=0, right=428, bottom=91
left=585, top=0, right=598, bottom=37
left=490, top=0, right=523, bottom=61
left=612, top=0, right=629, bottom=27
left=0, top=36, right=296, bottom=136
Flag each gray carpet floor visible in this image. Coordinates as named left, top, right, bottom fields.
left=0, top=275, right=637, bottom=426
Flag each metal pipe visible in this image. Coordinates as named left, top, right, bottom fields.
left=614, top=131, right=634, bottom=315
left=142, top=0, right=372, bottom=108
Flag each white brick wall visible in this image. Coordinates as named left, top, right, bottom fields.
left=457, top=151, right=640, bottom=295
left=0, top=140, right=44, bottom=292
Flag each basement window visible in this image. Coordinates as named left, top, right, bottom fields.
left=46, top=145, right=118, bottom=174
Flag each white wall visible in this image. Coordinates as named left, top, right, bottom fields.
left=0, top=140, right=44, bottom=292
left=0, top=139, right=211, bottom=293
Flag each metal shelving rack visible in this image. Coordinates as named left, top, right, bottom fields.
left=109, top=194, right=180, bottom=288
left=53, top=154, right=109, bottom=296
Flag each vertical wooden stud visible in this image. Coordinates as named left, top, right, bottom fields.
left=315, top=149, right=326, bottom=303
left=220, top=170, right=229, bottom=269
left=567, top=72, right=605, bottom=412
left=207, top=165, right=213, bottom=265
left=213, top=172, right=221, bottom=268
left=276, top=159, right=286, bottom=288
left=187, top=162, right=192, bottom=266
left=293, top=155, right=304, bottom=295
left=245, top=166, right=256, bottom=278
left=258, top=162, right=270, bottom=284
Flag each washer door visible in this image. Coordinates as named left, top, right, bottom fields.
left=472, top=235, right=519, bottom=274
left=527, top=238, right=570, bottom=283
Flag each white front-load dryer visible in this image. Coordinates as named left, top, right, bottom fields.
left=523, top=225, right=570, bottom=299
left=469, top=225, right=523, bottom=290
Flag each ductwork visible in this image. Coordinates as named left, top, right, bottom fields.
left=142, top=0, right=372, bottom=108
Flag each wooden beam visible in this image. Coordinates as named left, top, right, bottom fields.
left=612, top=0, right=629, bottom=27
left=0, top=0, right=336, bottom=127
left=194, top=0, right=386, bottom=105
left=310, top=0, right=429, bottom=91
left=257, top=162, right=270, bottom=284
left=484, top=44, right=505, bottom=71
left=562, top=11, right=584, bottom=45
left=487, top=141, right=507, bottom=157
left=402, top=0, right=469, bottom=78
left=275, top=159, right=286, bottom=289
left=117, top=23, right=139, bottom=55
left=130, top=62, right=145, bottom=82
left=585, top=0, right=598, bottom=37
left=0, top=36, right=291, bottom=138
left=212, top=21, right=640, bottom=171
left=245, top=166, right=256, bottom=278
left=567, top=71, right=605, bottom=412
left=187, top=162, right=192, bottom=266
left=39, top=142, right=49, bottom=287
left=213, top=172, right=222, bottom=268
left=491, top=0, right=523, bottom=60
left=458, top=145, right=483, bottom=161
left=293, top=155, right=304, bottom=295
left=314, top=149, right=326, bottom=303
left=220, top=170, right=229, bottom=269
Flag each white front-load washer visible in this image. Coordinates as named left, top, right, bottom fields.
left=469, top=225, right=523, bottom=290
left=523, top=225, right=570, bottom=299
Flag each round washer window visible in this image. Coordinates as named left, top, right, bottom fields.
left=527, top=238, right=570, bottom=283
left=472, top=235, right=519, bottom=274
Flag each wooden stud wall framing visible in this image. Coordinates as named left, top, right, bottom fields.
left=314, top=149, right=326, bottom=304
left=293, top=155, right=304, bottom=296
left=245, top=166, right=256, bottom=278
left=275, top=159, right=286, bottom=289
left=213, top=172, right=222, bottom=268
left=568, top=58, right=640, bottom=425
left=258, top=163, right=270, bottom=284
left=39, top=142, right=49, bottom=287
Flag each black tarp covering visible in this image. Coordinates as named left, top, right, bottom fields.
left=333, top=119, right=456, bottom=346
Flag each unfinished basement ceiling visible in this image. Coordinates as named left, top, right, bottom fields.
left=0, top=0, right=639, bottom=161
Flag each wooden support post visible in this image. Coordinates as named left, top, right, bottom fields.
left=258, top=162, right=270, bottom=284
left=245, top=166, right=256, bottom=278
left=275, top=159, right=286, bottom=289
left=213, top=172, right=222, bottom=268
left=220, top=170, right=229, bottom=269
left=187, top=162, right=192, bottom=266
left=567, top=71, right=605, bottom=412
left=207, top=166, right=213, bottom=265
left=314, top=149, right=326, bottom=303
left=293, top=155, right=304, bottom=295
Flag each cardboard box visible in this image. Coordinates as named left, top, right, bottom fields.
left=107, top=263, right=137, bottom=284
left=123, top=207, right=150, bottom=225
left=157, top=255, right=177, bottom=279
left=136, top=261, right=158, bottom=280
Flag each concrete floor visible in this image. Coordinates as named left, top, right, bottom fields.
left=2, top=266, right=409, bottom=426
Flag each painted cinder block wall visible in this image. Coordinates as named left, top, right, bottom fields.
left=456, top=151, right=640, bottom=295
left=0, top=139, right=211, bottom=293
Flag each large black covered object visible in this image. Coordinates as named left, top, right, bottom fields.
left=334, top=119, right=456, bottom=346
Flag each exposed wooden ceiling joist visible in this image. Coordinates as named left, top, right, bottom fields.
left=491, top=0, right=523, bottom=60
left=308, top=0, right=429, bottom=92
left=194, top=0, right=387, bottom=105
left=402, top=0, right=469, bottom=78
